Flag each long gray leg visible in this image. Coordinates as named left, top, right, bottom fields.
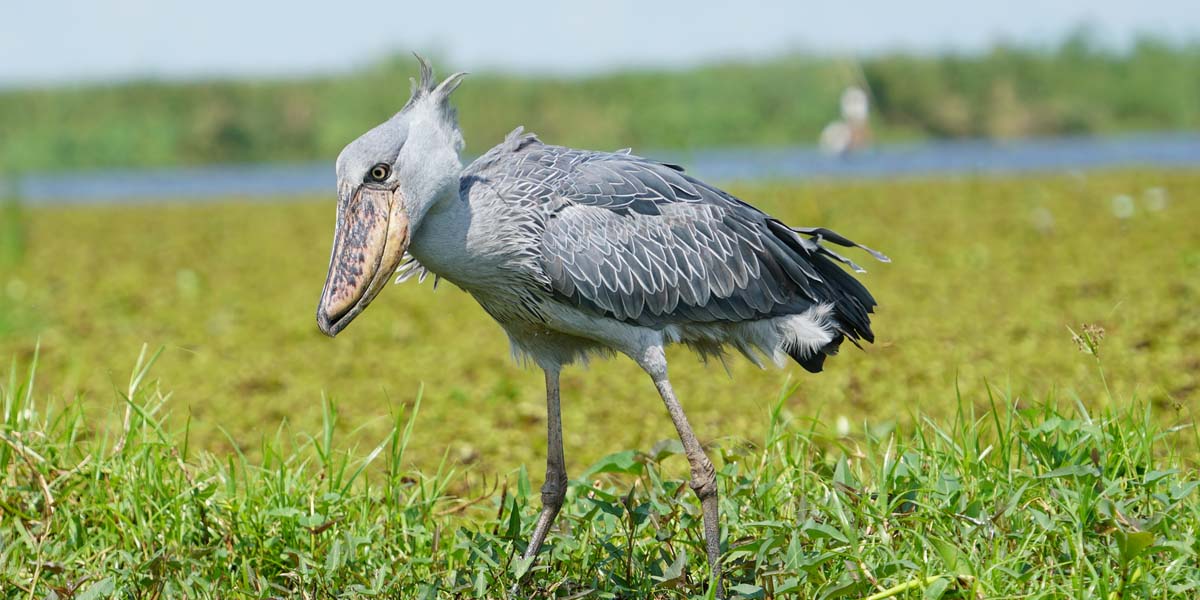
left=637, top=347, right=724, bottom=598
left=520, top=367, right=568, bottom=559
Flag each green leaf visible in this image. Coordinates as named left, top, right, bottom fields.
left=785, top=530, right=805, bottom=569
left=1038, top=464, right=1098, bottom=479
left=817, top=572, right=864, bottom=600
left=1115, top=530, right=1155, bottom=566
left=505, top=496, right=522, bottom=540
left=584, top=496, right=625, bottom=518
left=474, top=570, right=487, bottom=597
left=1031, top=509, right=1054, bottom=531
left=802, top=522, right=849, bottom=544
left=324, top=537, right=344, bottom=576
left=511, top=554, right=535, bottom=579
left=298, top=513, right=326, bottom=527
left=1143, top=469, right=1180, bottom=485
left=516, top=464, right=531, bottom=501
left=729, top=582, right=766, bottom=598
left=1170, top=480, right=1200, bottom=502
left=652, top=549, right=687, bottom=588
left=76, top=578, right=115, bottom=600
left=924, top=576, right=952, bottom=599
left=930, top=538, right=968, bottom=575
left=774, top=577, right=801, bottom=594
left=833, top=455, right=857, bottom=488
left=648, top=439, right=684, bottom=462
left=583, top=450, right=645, bottom=477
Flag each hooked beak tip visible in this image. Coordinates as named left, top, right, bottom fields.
left=316, top=309, right=346, bottom=337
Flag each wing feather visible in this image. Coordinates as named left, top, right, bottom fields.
left=471, top=139, right=884, bottom=339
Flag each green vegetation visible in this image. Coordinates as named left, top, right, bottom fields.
left=0, top=170, right=1196, bottom=475
left=2, top=32, right=1199, bottom=173
left=0, top=196, right=22, bottom=268
left=0, top=170, right=1197, bottom=597
left=2, top=341, right=1198, bottom=597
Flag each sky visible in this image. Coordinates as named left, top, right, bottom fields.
left=3, top=0, right=1198, bottom=87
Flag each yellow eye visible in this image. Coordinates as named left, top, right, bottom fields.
left=368, top=163, right=391, bottom=182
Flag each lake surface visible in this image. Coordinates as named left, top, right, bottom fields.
left=8, top=132, right=1200, bottom=205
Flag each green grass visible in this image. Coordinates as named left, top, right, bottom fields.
left=3, top=32, right=1199, bottom=173
left=2, top=340, right=1197, bottom=598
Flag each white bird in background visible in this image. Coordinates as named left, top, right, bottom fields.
left=819, top=85, right=872, bottom=156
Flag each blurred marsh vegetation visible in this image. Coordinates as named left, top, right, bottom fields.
left=2, top=31, right=1200, bottom=174
left=0, top=170, right=1196, bottom=473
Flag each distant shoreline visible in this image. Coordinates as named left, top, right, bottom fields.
left=7, top=133, right=1200, bottom=204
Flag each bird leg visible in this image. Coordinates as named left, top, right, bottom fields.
left=520, top=367, right=568, bottom=561
left=642, top=352, right=724, bottom=599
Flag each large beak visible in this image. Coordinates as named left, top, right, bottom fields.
left=316, top=182, right=410, bottom=337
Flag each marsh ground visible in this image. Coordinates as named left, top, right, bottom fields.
left=1, top=169, right=1197, bottom=477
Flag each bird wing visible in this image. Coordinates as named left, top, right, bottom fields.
left=520, top=144, right=887, bottom=342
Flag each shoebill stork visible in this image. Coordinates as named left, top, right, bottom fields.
left=316, top=56, right=887, bottom=598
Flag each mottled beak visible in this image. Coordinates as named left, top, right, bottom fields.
left=316, top=182, right=410, bottom=336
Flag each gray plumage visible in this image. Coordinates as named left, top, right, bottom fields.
left=317, top=57, right=888, bottom=599
left=513, top=130, right=878, bottom=331
left=407, top=127, right=887, bottom=371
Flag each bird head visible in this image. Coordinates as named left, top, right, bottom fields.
left=316, top=55, right=466, bottom=337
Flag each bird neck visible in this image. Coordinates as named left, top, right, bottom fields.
left=407, top=178, right=473, bottom=282
left=418, top=172, right=463, bottom=220
left=399, top=152, right=460, bottom=223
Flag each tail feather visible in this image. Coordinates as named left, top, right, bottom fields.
left=763, top=219, right=882, bottom=345
left=787, top=330, right=845, bottom=374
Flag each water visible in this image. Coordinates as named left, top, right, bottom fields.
left=9, top=133, right=1200, bottom=205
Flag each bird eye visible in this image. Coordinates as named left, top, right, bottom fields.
left=367, top=163, right=391, bottom=182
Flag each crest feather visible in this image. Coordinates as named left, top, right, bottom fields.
left=434, top=72, right=468, bottom=100
left=406, top=54, right=467, bottom=108
left=409, top=53, right=436, bottom=99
